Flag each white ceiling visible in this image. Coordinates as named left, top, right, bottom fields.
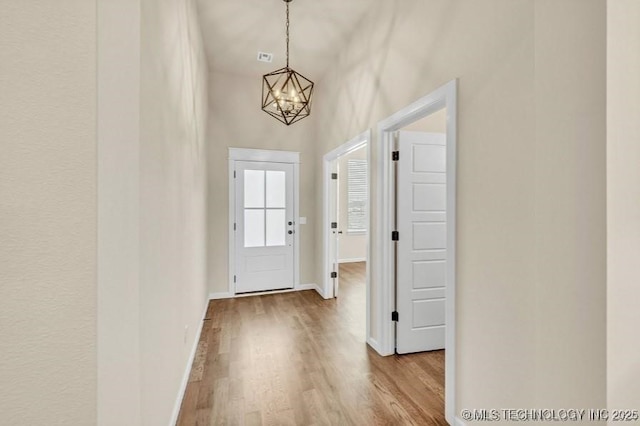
left=195, top=0, right=373, bottom=79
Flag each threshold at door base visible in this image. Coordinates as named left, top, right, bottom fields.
left=209, top=283, right=319, bottom=300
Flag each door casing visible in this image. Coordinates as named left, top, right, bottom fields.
left=375, top=80, right=457, bottom=424
left=322, top=130, right=371, bottom=338
left=228, top=148, right=300, bottom=295
left=328, top=158, right=339, bottom=297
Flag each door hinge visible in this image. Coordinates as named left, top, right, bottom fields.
left=234, top=275, right=236, bottom=283
left=392, top=311, right=399, bottom=322
left=331, top=271, right=338, bottom=279
left=234, top=170, right=236, bottom=178
left=392, top=231, right=399, bottom=241
left=392, top=151, right=400, bottom=161
left=331, top=173, right=338, bottom=180
left=234, top=223, right=236, bottom=231
left=331, top=222, right=338, bottom=229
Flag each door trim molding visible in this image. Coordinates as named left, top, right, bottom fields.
left=375, top=79, right=457, bottom=424
left=229, top=147, right=300, bottom=163
left=228, top=148, right=300, bottom=296
left=322, top=130, right=372, bottom=339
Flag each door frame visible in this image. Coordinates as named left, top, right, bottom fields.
left=228, top=148, right=300, bottom=295
left=322, top=130, right=372, bottom=339
left=375, top=80, right=457, bottom=424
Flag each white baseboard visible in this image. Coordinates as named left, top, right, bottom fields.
left=367, top=336, right=393, bottom=357
left=169, top=300, right=209, bottom=426
left=295, top=283, right=316, bottom=291
left=209, top=292, right=233, bottom=300
left=315, top=283, right=327, bottom=299
left=366, top=336, right=382, bottom=354
left=338, top=257, right=366, bottom=264
left=314, top=284, right=332, bottom=299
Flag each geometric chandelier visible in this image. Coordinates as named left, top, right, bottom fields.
left=261, top=0, right=314, bottom=125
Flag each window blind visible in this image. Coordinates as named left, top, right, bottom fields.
left=347, top=159, right=367, bottom=233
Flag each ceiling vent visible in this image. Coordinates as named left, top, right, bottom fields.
left=257, top=52, right=273, bottom=63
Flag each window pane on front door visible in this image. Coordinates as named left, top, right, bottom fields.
left=244, top=170, right=265, bottom=208
left=266, top=171, right=286, bottom=208
left=244, top=209, right=265, bottom=247
left=266, top=209, right=286, bottom=246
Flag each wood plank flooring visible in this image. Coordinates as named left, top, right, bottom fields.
left=177, top=262, right=446, bottom=425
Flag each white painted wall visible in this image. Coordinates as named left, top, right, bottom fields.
left=97, top=0, right=141, bottom=424
left=206, top=70, right=317, bottom=294
left=0, top=1, right=97, bottom=424
left=533, top=0, right=606, bottom=409
left=139, top=0, right=209, bottom=424
left=337, top=147, right=367, bottom=262
left=607, top=0, right=640, bottom=414
left=98, top=0, right=209, bottom=425
left=314, top=0, right=606, bottom=415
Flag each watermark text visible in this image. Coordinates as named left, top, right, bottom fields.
left=460, top=409, right=639, bottom=422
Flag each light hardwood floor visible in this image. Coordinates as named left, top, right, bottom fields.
left=177, top=262, right=446, bottom=425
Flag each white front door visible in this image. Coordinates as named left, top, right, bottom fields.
left=396, top=131, right=447, bottom=354
left=234, top=161, right=295, bottom=293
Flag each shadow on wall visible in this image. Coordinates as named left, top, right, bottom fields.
left=321, top=2, right=399, bottom=135
left=320, top=0, right=462, bottom=140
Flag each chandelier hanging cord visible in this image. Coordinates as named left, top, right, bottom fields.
left=285, top=0, right=290, bottom=68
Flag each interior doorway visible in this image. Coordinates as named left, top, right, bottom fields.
left=330, top=145, right=368, bottom=297
left=376, top=80, right=457, bottom=424
left=322, top=130, right=371, bottom=341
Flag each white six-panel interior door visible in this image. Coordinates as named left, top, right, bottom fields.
left=396, top=131, right=447, bottom=354
left=234, top=160, right=295, bottom=293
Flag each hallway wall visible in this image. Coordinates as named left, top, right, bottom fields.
left=314, top=0, right=606, bottom=417
left=0, top=1, right=97, bottom=424
left=607, top=0, right=640, bottom=412
left=98, top=0, right=141, bottom=423
left=98, top=0, right=209, bottom=425
left=533, top=0, right=606, bottom=409
left=206, top=70, right=317, bottom=295
left=139, top=0, right=209, bottom=424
